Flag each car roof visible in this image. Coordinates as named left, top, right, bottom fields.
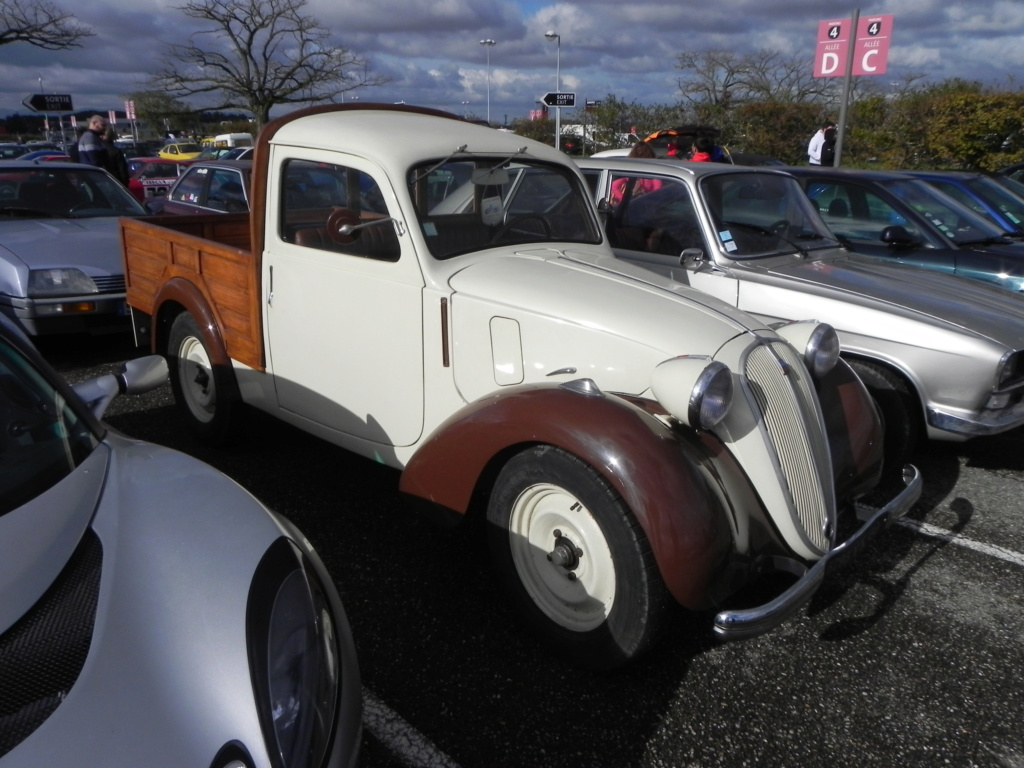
left=780, top=166, right=913, bottom=182
left=0, top=159, right=108, bottom=171
left=266, top=105, right=571, bottom=170
left=578, top=156, right=793, bottom=180
left=184, top=159, right=253, bottom=172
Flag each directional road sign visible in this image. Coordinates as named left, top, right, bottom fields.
left=542, top=92, right=576, bottom=108
left=22, top=93, right=74, bottom=113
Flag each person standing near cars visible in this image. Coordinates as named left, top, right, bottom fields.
left=819, top=124, right=838, bottom=167
left=807, top=120, right=836, bottom=165
left=101, top=124, right=130, bottom=185
left=77, top=115, right=111, bottom=170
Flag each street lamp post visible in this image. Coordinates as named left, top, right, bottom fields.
left=544, top=30, right=560, bottom=150
left=480, top=39, right=496, bottom=126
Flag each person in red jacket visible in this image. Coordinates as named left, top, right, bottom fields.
left=689, top=135, right=714, bottom=162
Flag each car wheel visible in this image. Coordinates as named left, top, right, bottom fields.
left=167, top=312, right=241, bottom=444
left=847, top=359, right=920, bottom=480
left=486, top=445, right=669, bottom=669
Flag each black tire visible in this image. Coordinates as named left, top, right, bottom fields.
left=486, top=445, right=670, bottom=669
left=847, top=359, right=921, bottom=480
left=166, top=312, right=242, bottom=445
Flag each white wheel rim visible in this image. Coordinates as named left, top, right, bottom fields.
left=507, top=483, right=616, bottom=633
left=177, top=335, right=216, bottom=423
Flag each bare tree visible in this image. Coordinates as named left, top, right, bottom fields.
left=0, top=0, right=93, bottom=49
left=150, top=0, right=386, bottom=129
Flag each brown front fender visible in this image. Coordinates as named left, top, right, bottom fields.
left=400, top=381, right=747, bottom=608
left=817, top=358, right=884, bottom=501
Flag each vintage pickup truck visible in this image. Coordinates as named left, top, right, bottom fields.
left=120, top=104, right=920, bottom=668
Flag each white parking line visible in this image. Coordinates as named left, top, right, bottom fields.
left=897, top=518, right=1024, bottom=568
left=363, top=687, right=460, bottom=768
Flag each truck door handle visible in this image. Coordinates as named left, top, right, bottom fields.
left=268, top=265, right=273, bottom=306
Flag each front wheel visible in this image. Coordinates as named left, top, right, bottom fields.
left=167, top=312, right=241, bottom=444
left=486, top=446, right=669, bottom=669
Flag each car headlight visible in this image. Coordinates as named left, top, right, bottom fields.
left=651, top=355, right=733, bottom=429
left=28, top=268, right=98, bottom=296
left=248, top=538, right=340, bottom=768
left=996, top=348, right=1024, bottom=389
left=773, top=321, right=840, bottom=378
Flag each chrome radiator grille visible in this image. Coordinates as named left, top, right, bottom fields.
left=744, top=340, right=832, bottom=552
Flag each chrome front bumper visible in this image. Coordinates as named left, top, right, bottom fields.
left=713, top=464, right=923, bottom=641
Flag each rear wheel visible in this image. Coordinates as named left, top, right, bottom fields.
left=847, top=359, right=920, bottom=481
left=486, top=445, right=669, bottom=669
left=167, top=312, right=241, bottom=444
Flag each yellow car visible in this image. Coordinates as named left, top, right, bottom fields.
left=157, top=142, right=202, bottom=160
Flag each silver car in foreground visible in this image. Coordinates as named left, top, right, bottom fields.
left=0, top=314, right=361, bottom=767
left=579, top=157, right=1024, bottom=474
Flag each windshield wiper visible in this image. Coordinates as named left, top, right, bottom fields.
left=721, top=219, right=809, bottom=256
left=956, top=234, right=1016, bottom=246
left=0, top=205, right=56, bottom=218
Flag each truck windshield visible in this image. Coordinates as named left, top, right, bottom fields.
left=699, top=172, right=839, bottom=259
left=407, top=158, right=603, bottom=259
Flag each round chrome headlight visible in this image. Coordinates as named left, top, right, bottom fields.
left=651, top=356, right=734, bottom=430
left=774, top=321, right=840, bottom=378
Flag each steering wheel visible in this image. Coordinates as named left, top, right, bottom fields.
left=489, top=214, right=552, bottom=243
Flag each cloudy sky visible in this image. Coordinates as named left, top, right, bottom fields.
left=3, top=0, right=1023, bottom=127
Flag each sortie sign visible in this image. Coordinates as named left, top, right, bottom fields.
left=22, top=93, right=74, bottom=112
left=814, top=14, right=894, bottom=78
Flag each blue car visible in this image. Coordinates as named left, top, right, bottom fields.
left=907, top=169, right=1024, bottom=238
left=787, top=166, right=1024, bottom=293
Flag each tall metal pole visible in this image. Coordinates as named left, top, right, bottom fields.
left=545, top=31, right=561, bottom=150
left=480, top=39, right=496, bottom=126
left=834, top=8, right=860, bottom=167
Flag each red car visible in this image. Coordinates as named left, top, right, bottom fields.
left=126, top=157, right=195, bottom=202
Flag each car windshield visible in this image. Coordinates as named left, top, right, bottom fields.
left=0, top=166, right=147, bottom=219
left=959, top=175, right=1024, bottom=229
left=407, top=156, right=602, bottom=259
left=884, top=178, right=1007, bottom=245
left=0, top=335, right=99, bottom=515
left=697, top=172, right=839, bottom=258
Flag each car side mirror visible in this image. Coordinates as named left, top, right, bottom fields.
left=880, top=224, right=920, bottom=247
left=680, top=248, right=707, bottom=270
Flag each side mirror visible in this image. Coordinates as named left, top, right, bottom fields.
left=680, top=248, right=707, bottom=270
left=880, top=224, right=920, bottom=247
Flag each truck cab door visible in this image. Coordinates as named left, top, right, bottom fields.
left=263, top=151, right=425, bottom=449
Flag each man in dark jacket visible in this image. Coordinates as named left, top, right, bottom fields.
left=76, top=115, right=110, bottom=169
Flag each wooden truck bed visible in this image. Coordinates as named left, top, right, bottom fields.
left=120, top=213, right=264, bottom=370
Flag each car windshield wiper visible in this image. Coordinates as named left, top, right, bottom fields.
left=0, top=205, right=57, bottom=218
left=956, top=234, right=1016, bottom=246
left=721, top=219, right=809, bottom=256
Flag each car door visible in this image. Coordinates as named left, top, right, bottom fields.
left=263, top=151, right=425, bottom=450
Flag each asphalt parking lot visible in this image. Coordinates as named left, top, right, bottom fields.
left=41, top=331, right=1024, bottom=768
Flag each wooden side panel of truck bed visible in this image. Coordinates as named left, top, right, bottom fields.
left=120, top=213, right=264, bottom=370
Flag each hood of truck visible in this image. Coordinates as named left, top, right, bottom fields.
left=447, top=246, right=776, bottom=404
